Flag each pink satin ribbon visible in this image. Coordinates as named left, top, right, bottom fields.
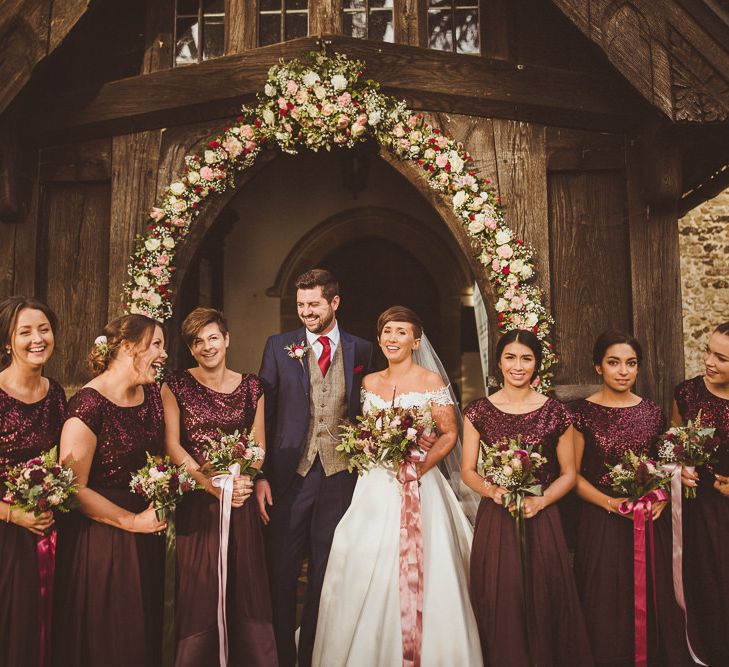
left=663, top=464, right=707, bottom=665
left=37, top=529, right=56, bottom=667
left=619, top=489, right=668, bottom=667
left=211, top=462, right=240, bottom=667
left=396, top=453, right=424, bottom=667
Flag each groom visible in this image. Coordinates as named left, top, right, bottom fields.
left=257, top=268, right=373, bottom=667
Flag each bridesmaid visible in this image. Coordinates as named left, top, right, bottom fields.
left=462, top=328, right=593, bottom=666
left=571, top=331, right=693, bottom=667
left=673, top=321, right=729, bottom=666
left=162, top=307, right=277, bottom=666
left=0, top=296, right=66, bottom=667
left=53, top=314, right=167, bottom=667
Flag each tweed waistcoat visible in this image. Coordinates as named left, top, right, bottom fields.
left=296, top=342, right=349, bottom=476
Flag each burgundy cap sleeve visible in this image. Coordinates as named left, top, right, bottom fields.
left=66, top=388, right=104, bottom=436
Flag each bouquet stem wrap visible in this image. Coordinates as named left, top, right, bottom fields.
left=618, top=489, right=668, bottom=667
left=211, top=462, right=241, bottom=667
left=513, top=495, right=536, bottom=667
left=396, top=453, right=424, bottom=667
left=663, top=464, right=706, bottom=665
left=160, top=508, right=176, bottom=667
left=37, top=529, right=56, bottom=667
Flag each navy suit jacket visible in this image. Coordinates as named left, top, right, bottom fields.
left=258, top=326, right=374, bottom=493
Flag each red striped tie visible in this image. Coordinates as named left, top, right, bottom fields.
left=317, top=336, right=331, bottom=376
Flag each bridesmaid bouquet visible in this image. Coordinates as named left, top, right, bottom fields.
left=338, top=405, right=434, bottom=474
left=479, top=435, right=547, bottom=517
left=4, top=446, right=78, bottom=516
left=657, top=411, right=717, bottom=499
left=201, top=428, right=265, bottom=477
left=608, top=450, right=671, bottom=501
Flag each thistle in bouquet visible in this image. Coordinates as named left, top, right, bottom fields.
left=4, top=446, right=78, bottom=518
left=337, top=405, right=434, bottom=475
left=608, top=450, right=671, bottom=502
left=479, top=435, right=547, bottom=517
left=201, top=428, right=265, bottom=478
left=657, top=410, right=717, bottom=499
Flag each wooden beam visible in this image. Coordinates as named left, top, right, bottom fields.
left=32, top=35, right=642, bottom=144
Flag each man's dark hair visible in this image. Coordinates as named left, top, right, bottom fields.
left=294, top=269, right=339, bottom=303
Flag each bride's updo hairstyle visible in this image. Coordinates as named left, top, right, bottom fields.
left=376, top=306, right=423, bottom=340
left=592, top=330, right=643, bottom=368
left=88, top=314, right=158, bottom=376
left=495, top=328, right=542, bottom=383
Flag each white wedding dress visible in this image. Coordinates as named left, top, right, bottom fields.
left=312, top=388, right=483, bottom=667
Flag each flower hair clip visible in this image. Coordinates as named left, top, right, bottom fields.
left=94, top=335, right=109, bottom=356
left=285, top=341, right=309, bottom=363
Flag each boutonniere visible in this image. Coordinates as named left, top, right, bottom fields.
left=353, top=364, right=365, bottom=375
left=285, top=341, right=309, bottom=363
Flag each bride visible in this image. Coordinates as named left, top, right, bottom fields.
left=313, top=306, right=483, bottom=666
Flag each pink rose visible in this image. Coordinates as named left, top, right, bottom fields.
left=278, top=97, right=288, bottom=110
left=492, top=259, right=501, bottom=272
left=158, top=254, right=170, bottom=265
left=150, top=207, right=165, bottom=221
left=151, top=266, right=163, bottom=277
left=356, top=113, right=368, bottom=125
left=286, top=80, right=298, bottom=95
left=496, top=244, right=513, bottom=259
left=295, top=89, right=308, bottom=104
left=407, top=115, right=419, bottom=128
left=245, top=141, right=257, bottom=152
left=393, top=124, right=406, bottom=138
left=484, top=217, right=498, bottom=230
left=337, top=92, right=352, bottom=107
left=222, top=138, right=243, bottom=157
left=435, top=154, right=449, bottom=168
left=200, top=166, right=214, bottom=180
left=240, top=125, right=254, bottom=139
left=173, top=200, right=187, bottom=212
left=337, top=115, right=350, bottom=128
left=437, top=136, right=448, bottom=149
left=399, top=138, right=410, bottom=150
left=171, top=217, right=186, bottom=227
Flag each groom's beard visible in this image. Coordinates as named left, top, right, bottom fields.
left=300, top=308, right=335, bottom=334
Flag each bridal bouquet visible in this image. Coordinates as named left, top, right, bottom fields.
left=4, top=446, right=78, bottom=516
left=337, top=405, right=434, bottom=474
left=130, top=453, right=197, bottom=520
left=608, top=450, right=671, bottom=502
left=657, top=411, right=717, bottom=499
left=201, top=428, right=265, bottom=477
left=479, top=436, right=547, bottom=516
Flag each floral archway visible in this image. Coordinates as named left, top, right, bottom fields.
left=121, top=51, right=557, bottom=388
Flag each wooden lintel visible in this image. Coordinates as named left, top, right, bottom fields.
left=32, top=35, right=641, bottom=144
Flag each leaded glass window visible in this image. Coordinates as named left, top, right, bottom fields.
left=175, top=0, right=225, bottom=66
left=428, top=0, right=479, bottom=55
left=342, top=0, right=394, bottom=42
left=259, top=0, right=309, bottom=47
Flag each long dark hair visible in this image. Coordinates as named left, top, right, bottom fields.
left=495, top=328, right=542, bottom=382
left=0, top=296, right=59, bottom=371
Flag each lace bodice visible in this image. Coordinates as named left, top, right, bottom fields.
left=361, top=386, right=453, bottom=414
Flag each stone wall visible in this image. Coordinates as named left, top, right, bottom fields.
left=678, top=188, right=729, bottom=378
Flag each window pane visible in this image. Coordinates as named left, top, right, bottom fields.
left=177, top=0, right=200, bottom=16
left=369, top=10, right=394, bottom=42
left=288, top=0, right=308, bottom=10
left=204, top=0, right=225, bottom=12
left=285, top=12, right=308, bottom=39
left=260, top=0, right=281, bottom=11
left=259, top=13, right=281, bottom=45
left=369, top=0, right=393, bottom=8
left=428, top=9, right=452, bottom=52
left=202, top=15, right=225, bottom=59
left=455, top=8, right=479, bottom=54
left=343, top=11, right=367, bottom=39
left=428, top=0, right=450, bottom=6
left=175, top=17, right=200, bottom=65
left=343, top=0, right=365, bottom=8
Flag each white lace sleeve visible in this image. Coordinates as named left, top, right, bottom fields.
left=429, top=385, right=454, bottom=406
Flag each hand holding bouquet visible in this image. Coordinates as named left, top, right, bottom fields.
left=608, top=450, right=671, bottom=504
left=657, top=410, right=717, bottom=499
left=337, top=405, right=434, bottom=475
left=479, top=435, right=547, bottom=517
left=201, top=428, right=265, bottom=478
left=130, top=452, right=197, bottom=521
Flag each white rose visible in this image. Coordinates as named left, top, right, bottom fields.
left=264, top=83, right=277, bottom=97
left=469, top=197, right=484, bottom=211
left=468, top=220, right=485, bottom=234
left=351, top=123, right=367, bottom=138
left=169, top=181, right=185, bottom=196
left=511, top=259, right=525, bottom=274
left=495, top=298, right=509, bottom=312
left=495, top=229, right=511, bottom=245
left=331, top=74, right=348, bottom=91
left=162, top=236, right=175, bottom=250
left=187, top=171, right=200, bottom=184
left=368, top=110, right=381, bottom=126
left=145, top=238, right=161, bottom=252
left=449, top=152, right=464, bottom=173
left=262, top=108, right=275, bottom=125
left=94, top=335, right=108, bottom=347
left=306, top=104, right=319, bottom=117
left=524, top=312, right=539, bottom=328
left=294, top=347, right=304, bottom=358
left=423, top=148, right=436, bottom=160
left=452, top=190, right=467, bottom=208
left=148, top=292, right=162, bottom=307
left=302, top=71, right=320, bottom=87
left=406, top=427, right=418, bottom=441
left=409, top=144, right=420, bottom=156
left=204, top=150, right=216, bottom=164
left=314, top=85, right=326, bottom=100
left=134, top=274, right=149, bottom=287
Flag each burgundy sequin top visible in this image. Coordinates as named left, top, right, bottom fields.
left=464, top=397, right=571, bottom=486
left=570, top=399, right=664, bottom=492
left=0, top=378, right=67, bottom=482
left=675, top=376, right=729, bottom=476
left=67, top=385, right=164, bottom=489
left=165, top=370, right=263, bottom=466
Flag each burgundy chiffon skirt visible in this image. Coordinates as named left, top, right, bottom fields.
left=470, top=499, right=593, bottom=667
left=0, top=521, right=41, bottom=667
left=52, top=489, right=163, bottom=667
left=174, top=490, right=277, bottom=667
left=574, top=501, right=694, bottom=667
left=683, top=485, right=729, bottom=666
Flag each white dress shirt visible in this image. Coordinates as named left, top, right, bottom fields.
left=306, top=322, right=340, bottom=361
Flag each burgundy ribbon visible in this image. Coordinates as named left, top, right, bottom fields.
left=37, top=529, right=56, bottom=667
left=396, top=453, right=424, bottom=667
left=618, top=489, right=668, bottom=667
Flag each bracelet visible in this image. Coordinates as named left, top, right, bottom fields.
left=606, top=499, right=614, bottom=514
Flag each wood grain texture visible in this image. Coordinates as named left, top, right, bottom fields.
left=39, top=139, right=111, bottom=183
left=142, top=0, right=174, bottom=73
left=108, top=130, right=163, bottom=318
left=310, top=0, right=340, bottom=35
left=394, top=0, right=420, bottom=47
left=548, top=170, right=632, bottom=385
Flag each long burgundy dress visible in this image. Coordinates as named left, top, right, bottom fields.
left=570, top=399, right=694, bottom=667
left=0, top=379, right=66, bottom=667
left=52, top=385, right=165, bottom=667
left=675, top=375, right=729, bottom=666
left=165, top=370, right=276, bottom=667
left=465, top=397, right=593, bottom=667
